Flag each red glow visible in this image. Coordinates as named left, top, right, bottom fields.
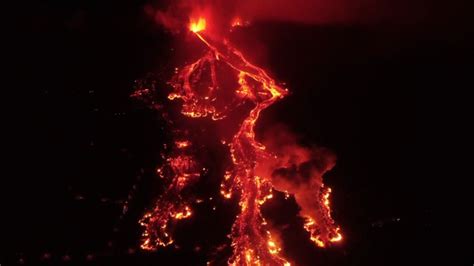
left=231, top=17, right=243, bottom=27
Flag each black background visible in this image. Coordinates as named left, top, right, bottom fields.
left=4, top=0, right=472, bottom=265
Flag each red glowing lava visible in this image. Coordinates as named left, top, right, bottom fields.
left=135, top=16, right=342, bottom=265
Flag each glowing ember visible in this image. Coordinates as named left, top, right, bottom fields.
left=135, top=16, right=342, bottom=265
left=175, top=140, right=191, bottom=149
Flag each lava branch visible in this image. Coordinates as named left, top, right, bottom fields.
left=227, top=90, right=290, bottom=265
left=139, top=140, right=200, bottom=250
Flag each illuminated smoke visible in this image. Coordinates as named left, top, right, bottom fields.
left=257, top=126, right=342, bottom=247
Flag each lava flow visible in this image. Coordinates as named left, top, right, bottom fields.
left=135, top=16, right=342, bottom=265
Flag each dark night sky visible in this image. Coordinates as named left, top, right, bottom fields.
left=4, top=0, right=472, bottom=265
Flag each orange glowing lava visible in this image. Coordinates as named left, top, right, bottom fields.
left=136, top=16, right=342, bottom=265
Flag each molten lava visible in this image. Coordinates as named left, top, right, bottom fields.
left=190, top=17, right=207, bottom=33
left=136, top=17, right=342, bottom=265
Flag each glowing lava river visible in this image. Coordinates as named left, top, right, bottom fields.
left=134, top=17, right=342, bottom=266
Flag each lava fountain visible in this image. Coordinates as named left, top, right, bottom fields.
left=134, top=16, right=342, bottom=265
